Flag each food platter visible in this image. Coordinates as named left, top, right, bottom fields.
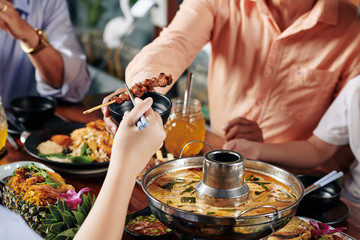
left=297, top=216, right=355, bottom=240
left=23, top=123, right=109, bottom=175
left=0, top=161, right=54, bottom=181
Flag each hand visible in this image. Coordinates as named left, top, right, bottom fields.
left=223, top=139, right=260, bottom=160
left=0, top=0, right=35, bottom=41
left=101, top=88, right=125, bottom=134
left=222, top=117, right=264, bottom=142
left=110, top=97, right=166, bottom=176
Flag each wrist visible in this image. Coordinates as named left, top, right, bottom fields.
left=20, top=28, right=49, bottom=54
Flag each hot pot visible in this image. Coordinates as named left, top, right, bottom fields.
left=141, top=150, right=304, bottom=239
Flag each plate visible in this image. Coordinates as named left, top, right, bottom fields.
left=125, top=206, right=174, bottom=239
left=296, top=199, right=350, bottom=225
left=0, top=161, right=54, bottom=181
left=23, top=123, right=109, bottom=175
left=298, top=216, right=355, bottom=240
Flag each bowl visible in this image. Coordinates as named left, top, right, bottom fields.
left=109, top=92, right=172, bottom=125
left=10, top=96, right=57, bottom=130
left=297, top=174, right=342, bottom=214
left=142, top=156, right=304, bottom=239
left=125, top=206, right=174, bottom=239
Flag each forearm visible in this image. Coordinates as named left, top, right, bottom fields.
left=75, top=168, right=136, bottom=240
left=256, top=139, right=335, bottom=169
left=28, top=46, right=64, bottom=88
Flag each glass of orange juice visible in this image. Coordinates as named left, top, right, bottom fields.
left=0, top=97, right=8, bottom=157
left=164, top=98, right=205, bottom=158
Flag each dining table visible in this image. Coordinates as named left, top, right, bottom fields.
left=1, top=93, right=360, bottom=240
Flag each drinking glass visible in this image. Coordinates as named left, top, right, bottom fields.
left=0, top=96, right=8, bottom=157
left=164, top=98, right=205, bottom=158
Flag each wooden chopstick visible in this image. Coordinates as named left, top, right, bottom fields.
left=83, top=99, right=116, bottom=114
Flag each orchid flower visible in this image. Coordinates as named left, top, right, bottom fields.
left=60, top=187, right=91, bottom=210
left=309, top=220, right=347, bottom=236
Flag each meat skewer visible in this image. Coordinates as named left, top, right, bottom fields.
left=83, top=73, right=173, bottom=114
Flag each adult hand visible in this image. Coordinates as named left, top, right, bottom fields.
left=101, top=88, right=125, bottom=135
left=110, top=97, right=166, bottom=176
left=223, top=138, right=260, bottom=160
left=222, top=117, right=264, bottom=142
left=0, top=0, right=34, bottom=41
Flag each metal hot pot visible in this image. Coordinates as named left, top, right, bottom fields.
left=141, top=150, right=304, bottom=239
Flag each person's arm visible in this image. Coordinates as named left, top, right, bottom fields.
left=223, top=135, right=339, bottom=169
left=75, top=97, right=166, bottom=240
left=125, top=0, right=216, bottom=92
left=0, top=0, right=64, bottom=88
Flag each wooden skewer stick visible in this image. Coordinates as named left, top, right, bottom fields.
left=83, top=99, right=116, bottom=114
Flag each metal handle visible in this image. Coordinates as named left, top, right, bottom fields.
left=179, top=140, right=214, bottom=158
left=236, top=205, right=279, bottom=220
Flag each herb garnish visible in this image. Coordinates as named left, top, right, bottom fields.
left=160, top=178, right=185, bottom=191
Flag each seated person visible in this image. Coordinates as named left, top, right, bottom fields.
left=0, top=0, right=90, bottom=107
left=224, top=75, right=360, bottom=205
left=0, top=97, right=166, bottom=239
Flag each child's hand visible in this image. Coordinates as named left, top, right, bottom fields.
left=109, top=97, right=166, bottom=176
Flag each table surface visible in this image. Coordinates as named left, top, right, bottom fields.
left=1, top=94, right=359, bottom=240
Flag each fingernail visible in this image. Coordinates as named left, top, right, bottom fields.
left=111, top=126, right=116, bottom=134
left=222, top=123, right=228, bottom=130
left=144, top=97, right=153, bottom=105
left=134, top=98, right=142, bottom=104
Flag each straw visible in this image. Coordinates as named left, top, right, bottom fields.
left=183, top=72, right=193, bottom=113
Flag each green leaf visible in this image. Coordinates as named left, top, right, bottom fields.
left=74, top=211, right=86, bottom=225
left=41, top=218, right=58, bottom=225
left=58, top=228, right=78, bottom=237
left=63, top=211, right=76, bottom=229
left=81, top=195, right=91, bottom=213
left=49, top=205, right=62, bottom=221
left=48, top=222, right=65, bottom=235
left=77, top=205, right=87, bottom=217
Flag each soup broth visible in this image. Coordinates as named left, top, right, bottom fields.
left=147, top=168, right=297, bottom=217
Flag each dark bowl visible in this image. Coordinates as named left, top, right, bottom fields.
left=109, top=92, right=172, bottom=125
left=124, top=206, right=174, bottom=239
left=297, top=174, right=342, bottom=214
left=10, top=96, right=57, bottom=129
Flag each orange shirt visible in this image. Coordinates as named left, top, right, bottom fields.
left=126, top=0, right=360, bottom=143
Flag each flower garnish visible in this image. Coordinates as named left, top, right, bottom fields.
left=60, top=187, right=91, bottom=210
left=309, top=220, right=347, bottom=236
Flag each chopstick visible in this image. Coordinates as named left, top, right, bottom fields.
left=304, top=170, right=344, bottom=195
left=124, top=84, right=148, bottom=130
left=82, top=100, right=116, bottom=114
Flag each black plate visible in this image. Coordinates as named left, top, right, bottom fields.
left=296, top=199, right=350, bottom=225
left=125, top=206, right=174, bottom=239
left=24, top=123, right=109, bottom=172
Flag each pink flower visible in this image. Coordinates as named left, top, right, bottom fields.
left=309, top=220, right=347, bottom=236
left=60, top=187, right=91, bottom=210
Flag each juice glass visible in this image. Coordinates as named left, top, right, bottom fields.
left=0, top=97, right=8, bottom=157
left=164, top=98, right=205, bottom=158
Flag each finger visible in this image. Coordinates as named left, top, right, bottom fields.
left=222, top=117, right=255, bottom=131
left=124, top=98, right=153, bottom=127
left=103, top=116, right=117, bottom=135
left=223, top=141, right=236, bottom=150
left=101, top=88, right=125, bottom=117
